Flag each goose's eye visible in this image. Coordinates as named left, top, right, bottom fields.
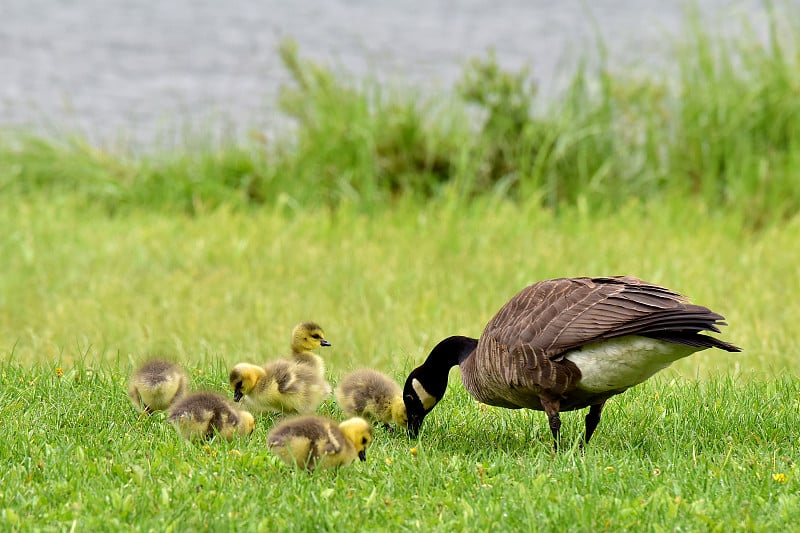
left=311, top=334, right=322, bottom=340
left=361, top=437, right=368, bottom=445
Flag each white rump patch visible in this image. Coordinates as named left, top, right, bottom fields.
left=411, top=378, right=438, bottom=410
left=565, top=336, right=698, bottom=392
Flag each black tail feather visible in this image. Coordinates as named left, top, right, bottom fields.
left=643, top=331, right=742, bottom=352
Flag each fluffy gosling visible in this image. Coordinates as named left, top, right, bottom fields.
left=289, top=321, right=331, bottom=375
left=229, top=361, right=331, bottom=415
left=167, top=391, right=255, bottom=441
left=267, top=415, right=373, bottom=471
left=128, top=359, right=189, bottom=413
left=334, top=369, right=407, bottom=430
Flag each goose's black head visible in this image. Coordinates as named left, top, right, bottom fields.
left=403, top=335, right=478, bottom=438
left=402, top=367, right=438, bottom=438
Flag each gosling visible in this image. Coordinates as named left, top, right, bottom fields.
left=267, top=415, right=373, bottom=471
left=334, top=369, right=407, bottom=430
left=289, top=321, right=331, bottom=375
left=229, top=361, right=331, bottom=415
left=167, top=391, right=255, bottom=441
left=128, top=359, right=189, bottom=413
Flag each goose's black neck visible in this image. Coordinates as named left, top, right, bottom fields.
left=416, top=335, right=478, bottom=395
left=423, top=335, right=478, bottom=369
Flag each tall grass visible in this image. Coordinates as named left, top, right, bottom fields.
left=1, top=5, right=799, bottom=224
left=669, top=4, right=800, bottom=228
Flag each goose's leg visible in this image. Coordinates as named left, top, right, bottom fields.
left=541, top=398, right=562, bottom=452
left=583, top=402, right=605, bottom=447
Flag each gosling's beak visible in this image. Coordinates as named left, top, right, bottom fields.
left=358, top=450, right=367, bottom=462
left=320, top=339, right=331, bottom=347
left=233, top=390, right=243, bottom=402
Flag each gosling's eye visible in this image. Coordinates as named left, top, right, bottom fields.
left=361, top=437, right=368, bottom=445
left=311, top=334, right=322, bottom=340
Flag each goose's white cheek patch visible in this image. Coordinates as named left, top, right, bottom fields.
left=412, top=379, right=438, bottom=410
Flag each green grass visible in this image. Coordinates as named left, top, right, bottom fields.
left=2, top=3, right=800, bottom=530
left=1, top=197, right=799, bottom=529
left=1, top=361, right=798, bottom=531
left=2, top=196, right=798, bottom=374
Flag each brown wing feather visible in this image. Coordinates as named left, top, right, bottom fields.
left=481, top=277, right=735, bottom=359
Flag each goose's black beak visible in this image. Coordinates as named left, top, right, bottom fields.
left=406, top=413, right=424, bottom=438
left=233, top=390, right=243, bottom=402
left=321, top=339, right=331, bottom=347
left=358, top=450, right=367, bottom=462
left=403, top=389, right=426, bottom=438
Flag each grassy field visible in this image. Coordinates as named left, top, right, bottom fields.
left=1, top=197, right=799, bottom=531
left=2, top=4, right=800, bottom=530
left=1, top=354, right=798, bottom=530
left=2, top=196, right=798, bottom=374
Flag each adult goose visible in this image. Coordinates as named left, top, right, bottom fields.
left=403, top=276, right=741, bottom=450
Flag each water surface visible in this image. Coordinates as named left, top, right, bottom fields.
left=0, top=1, right=767, bottom=145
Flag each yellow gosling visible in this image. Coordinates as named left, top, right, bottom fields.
left=334, top=369, right=407, bottom=430
left=127, top=359, right=189, bottom=413
left=289, top=321, right=331, bottom=375
left=229, top=361, right=331, bottom=415
left=167, top=391, right=255, bottom=441
left=267, top=415, right=373, bottom=471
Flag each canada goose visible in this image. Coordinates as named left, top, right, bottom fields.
left=167, top=391, right=255, bottom=440
left=334, top=369, right=407, bottom=430
left=127, top=359, right=189, bottom=413
left=266, top=415, right=373, bottom=471
left=403, top=276, right=741, bottom=450
left=289, top=321, right=331, bottom=374
left=229, top=361, right=331, bottom=415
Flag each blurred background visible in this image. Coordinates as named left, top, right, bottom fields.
left=0, top=0, right=767, bottom=145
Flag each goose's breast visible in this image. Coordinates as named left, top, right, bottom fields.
left=459, top=346, right=546, bottom=409
left=565, top=336, right=699, bottom=393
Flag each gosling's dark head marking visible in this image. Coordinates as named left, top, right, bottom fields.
left=229, top=363, right=265, bottom=402
left=229, top=368, right=244, bottom=402
left=232, top=385, right=244, bottom=403
left=292, top=321, right=331, bottom=350
left=358, top=434, right=369, bottom=461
